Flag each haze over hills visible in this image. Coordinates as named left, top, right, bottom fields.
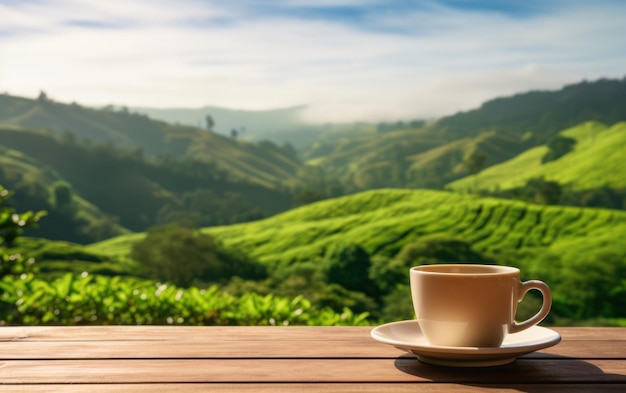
left=81, top=188, right=626, bottom=322
left=0, top=93, right=303, bottom=189
left=306, top=78, right=626, bottom=191
left=0, top=77, right=625, bottom=247
left=448, top=121, right=626, bottom=192
left=2, top=77, right=626, bottom=326
left=132, top=105, right=311, bottom=138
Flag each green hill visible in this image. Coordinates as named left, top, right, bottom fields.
left=89, top=188, right=626, bottom=267
left=303, top=78, right=626, bottom=191
left=0, top=140, right=130, bottom=242
left=0, top=93, right=302, bottom=188
left=447, top=121, right=626, bottom=192
left=3, top=79, right=626, bottom=326
left=436, top=77, right=626, bottom=142
left=198, top=189, right=626, bottom=264
left=0, top=125, right=294, bottom=241
left=88, top=188, right=626, bottom=322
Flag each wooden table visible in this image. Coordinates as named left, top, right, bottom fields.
left=0, top=326, right=624, bottom=392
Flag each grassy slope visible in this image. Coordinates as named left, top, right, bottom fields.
left=308, top=125, right=444, bottom=169
left=0, top=95, right=301, bottom=188
left=88, top=189, right=626, bottom=276
left=447, top=121, right=626, bottom=192
left=304, top=78, right=626, bottom=190
left=0, top=142, right=131, bottom=237
left=306, top=123, right=528, bottom=190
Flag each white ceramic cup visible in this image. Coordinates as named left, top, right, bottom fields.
left=410, top=264, right=552, bottom=347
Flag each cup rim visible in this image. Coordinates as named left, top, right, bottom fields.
left=410, top=264, right=519, bottom=275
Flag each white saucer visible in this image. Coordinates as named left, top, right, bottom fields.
left=371, top=320, right=561, bottom=367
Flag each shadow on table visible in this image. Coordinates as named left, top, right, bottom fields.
left=394, top=352, right=626, bottom=392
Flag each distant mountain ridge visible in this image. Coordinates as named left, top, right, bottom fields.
left=1, top=77, right=625, bottom=245
left=132, top=104, right=308, bottom=135
left=437, top=77, right=626, bottom=143
left=448, top=121, right=626, bottom=192
left=306, top=77, right=626, bottom=191
left=0, top=93, right=303, bottom=188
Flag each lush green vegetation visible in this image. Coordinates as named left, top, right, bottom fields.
left=437, top=77, right=626, bottom=143
left=86, top=188, right=626, bottom=325
left=2, top=77, right=626, bottom=327
left=0, top=186, right=369, bottom=326
left=0, top=126, right=296, bottom=243
left=305, top=78, right=626, bottom=191
left=0, top=273, right=370, bottom=326
left=448, top=122, right=626, bottom=192
left=3, top=79, right=626, bottom=246
left=0, top=93, right=302, bottom=188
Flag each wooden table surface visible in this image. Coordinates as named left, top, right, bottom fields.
left=0, top=325, right=624, bottom=392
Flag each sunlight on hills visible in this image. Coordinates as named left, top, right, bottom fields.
left=447, top=122, right=626, bottom=192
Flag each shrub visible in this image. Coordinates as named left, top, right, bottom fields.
left=130, top=223, right=266, bottom=287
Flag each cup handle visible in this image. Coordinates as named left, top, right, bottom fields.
left=509, top=280, right=552, bottom=334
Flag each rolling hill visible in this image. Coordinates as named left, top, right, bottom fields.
left=304, top=78, right=626, bottom=191
left=0, top=124, right=295, bottom=242
left=447, top=121, right=626, bottom=192
left=85, top=188, right=626, bottom=322
left=204, top=189, right=626, bottom=265
left=89, top=188, right=626, bottom=271
left=0, top=93, right=302, bottom=188
left=2, top=77, right=626, bottom=246
left=3, top=77, right=626, bottom=326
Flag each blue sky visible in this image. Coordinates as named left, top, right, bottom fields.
left=1, top=0, right=625, bottom=122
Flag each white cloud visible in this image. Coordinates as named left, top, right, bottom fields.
left=1, top=0, right=625, bottom=122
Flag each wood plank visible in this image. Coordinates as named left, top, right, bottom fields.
left=0, top=337, right=623, bottom=360
left=0, top=359, right=624, bottom=384
left=1, top=384, right=626, bottom=393
left=0, top=326, right=623, bottom=361
left=0, top=326, right=370, bottom=342
left=0, top=326, right=582, bottom=341
left=0, top=339, right=400, bottom=359
left=557, top=327, right=626, bottom=341
left=1, top=326, right=623, bottom=344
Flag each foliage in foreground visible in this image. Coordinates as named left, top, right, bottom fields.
left=0, top=273, right=370, bottom=326
left=0, top=184, right=369, bottom=327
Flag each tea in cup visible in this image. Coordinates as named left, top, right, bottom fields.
left=410, top=264, right=552, bottom=347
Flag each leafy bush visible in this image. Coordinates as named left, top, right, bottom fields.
left=130, top=224, right=266, bottom=286
left=531, top=247, right=626, bottom=320
left=323, top=242, right=377, bottom=296
left=260, top=260, right=378, bottom=315
left=542, top=135, right=577, bottom=163
left=0, top=185, right=45, bottom=247
left=0, top=273, right=371, bottom=326
left=1, top=185, right=45, bottom=278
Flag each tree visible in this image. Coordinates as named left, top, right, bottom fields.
left=542, top=135, right=576, bottom=163
left=323, top=243, right=377, bottom=296
left=0, top=186, right=46, bottom=247
left=0, top=185, right=45, bottom=279
left=206, top=115, right=214, bottom=131
left=37, top=90, right=49, bottom=102
left=51, top=181, right=74, bottom=210
left=526, top=177, right=562, bottom=205
left=130, top=224, right=266, bottom=287
left=130, top=224, right=221, bottom=286
left=465, top=151, right=487, bottom=174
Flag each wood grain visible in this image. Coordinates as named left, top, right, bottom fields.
left=0, top=326, right=624, bottom=391
left=0, top=358, right=625, bottom=384
left=1, top=384, right=626, bottom=393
